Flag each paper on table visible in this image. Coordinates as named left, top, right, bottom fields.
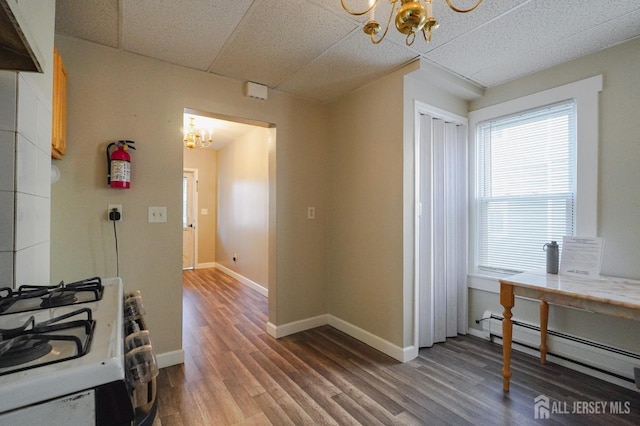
left=559, top=236, right=604, bottom=278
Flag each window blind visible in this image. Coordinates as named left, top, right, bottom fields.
left=476, top=100, right=576, bottom=272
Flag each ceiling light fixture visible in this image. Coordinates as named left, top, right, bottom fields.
left=183, top=116, right=212, bottom=149
left=341, top=0, right=483, bottom=45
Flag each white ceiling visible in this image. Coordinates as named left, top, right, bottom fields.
left=54, top=0, right=640, bottom=105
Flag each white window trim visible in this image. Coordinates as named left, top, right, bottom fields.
left=468, top=75, right=603, bottom=293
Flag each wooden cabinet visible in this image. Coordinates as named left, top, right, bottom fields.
left=51, top=47, right=67, bottom=159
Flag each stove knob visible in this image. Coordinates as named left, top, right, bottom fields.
left=125, top=345, right=159, bottom=385
left=124, top=319, right=141, bottom=335
left=124, top=294, right=146, bottom=320
left=125, top=330, right=153, bottom=352
left=125, top=290, right=142, bottom=298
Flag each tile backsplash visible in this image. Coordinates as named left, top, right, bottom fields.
left=0, top=72, right=51, bottom=287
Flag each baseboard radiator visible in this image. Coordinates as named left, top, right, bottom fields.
left=479, top=310, right=640, bottom=390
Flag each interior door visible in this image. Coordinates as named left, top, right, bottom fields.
left=182, top=170, right=196, bottom=269
left=417, top=112, right=468, bottom=348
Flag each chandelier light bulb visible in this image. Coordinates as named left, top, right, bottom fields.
left=183, top=116, right=213, bottom=149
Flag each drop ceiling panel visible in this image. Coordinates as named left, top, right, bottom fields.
left=427, top=0, right=640, bottom=83
left=122, top=0, right=254, bottom=70
left=210, top=0, right=357, bottom=87
left=472, top=9, right=640, bottom=86
left=308, top=0, right=378, bottom=23
left=54, top=0, right=640, bottom=103
left=400, top=0, right=528, bottom=53
left=279, top=33, right=418, bottom=102
left=55, top=0, right=119, bottom=48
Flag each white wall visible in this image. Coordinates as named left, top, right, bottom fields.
left=0, top=1, right=55, bottom=287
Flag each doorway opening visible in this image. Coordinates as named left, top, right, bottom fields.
left=182, top=169, right=197, bottom=270
left=182, top=108, right=275, bottom=296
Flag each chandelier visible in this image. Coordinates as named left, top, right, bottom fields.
left=183, top=116, right=212, bottom=149
left=341, top=0, right=483, bottom=45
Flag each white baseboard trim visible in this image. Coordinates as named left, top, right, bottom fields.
left=328, top=315, right=415, bottom=362
left=468, top=326, right=489, bottom=340
left=267, top=315, right=328, bottom=339
left=214, top=263, right=268, bottom=297
left=156, top=349, right=185, bottom=369
left=195, top=262, right=216, bottom=269
left=266, top=314, right=416, bottom=363
left=475, top=312, right=640, bottom=392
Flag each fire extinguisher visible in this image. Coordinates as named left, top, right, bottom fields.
left=106, top=140, right=136, bottom=189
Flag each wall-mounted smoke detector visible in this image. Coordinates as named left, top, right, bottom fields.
left=244, top=81, right=268, bottom=101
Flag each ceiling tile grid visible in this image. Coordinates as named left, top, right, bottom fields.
left=55, top=0, right=119, bottom=48
left=122, top=0, right=254, bottom=71
left=425, top=0, right=640, bottom=85
left=53, top=0, right=640, bottom=103
left=394, top=0, right=529, bottom=54
left=278, top=31, right=418, bottom=102
left=472, top=8, right=640, bottom=86
left=315, top=0, right=378, bottom=23
left=209, top=0, right=357, bottom=88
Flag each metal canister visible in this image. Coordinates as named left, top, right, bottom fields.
left=543, top=241, right=559, bottom=274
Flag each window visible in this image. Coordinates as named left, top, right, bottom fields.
left=476, top=101, right=576, bottom=272
left=469, top=75, right=602, bottom=278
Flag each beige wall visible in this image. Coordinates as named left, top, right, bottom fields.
left=327, top=63, right=471, bottom=349
left=50, top=29, right=640, bottom=364
left=327, top=69, right=407, bottom=347
left=216, top=127, right=270, bottom=288
left=467, top=39, right=640, bottom=352
left=183, top=146, right=217, bottom=265
left=51, top=35, right=330, bottom=357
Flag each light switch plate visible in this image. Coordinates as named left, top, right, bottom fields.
left=148, top=206, right=167, bottom=223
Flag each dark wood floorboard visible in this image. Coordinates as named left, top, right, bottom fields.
left=153, top=268, right=640, bottom=425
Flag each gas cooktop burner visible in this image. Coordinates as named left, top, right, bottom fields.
left=0, top=277, right=103, bottom=315
left=41, top=289, right=78, bottom=308
left=0, top=337, right=52, bottom=368
left=0, top=308, right=95, bottom=376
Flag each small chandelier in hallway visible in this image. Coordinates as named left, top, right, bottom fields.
left=183, top=116, right=212, bottom=149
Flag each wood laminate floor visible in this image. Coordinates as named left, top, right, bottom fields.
left=153, top=268, right=639, bottom=425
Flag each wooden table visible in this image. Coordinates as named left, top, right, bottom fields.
left=499, top=270, right=640, bottom=391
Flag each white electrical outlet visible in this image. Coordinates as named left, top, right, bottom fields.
left=108, top=204, right=122, bottom=221
left=148, top=206, right=167, bottom=223
left=307, top=206, right=315, bottom=220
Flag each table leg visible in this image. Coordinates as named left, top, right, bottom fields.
left=539, top=301, right=549, bottom=364
left=500, top=282, right=515, bottom=392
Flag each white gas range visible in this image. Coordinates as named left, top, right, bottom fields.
left=0, top=277, right=158, bottom=425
